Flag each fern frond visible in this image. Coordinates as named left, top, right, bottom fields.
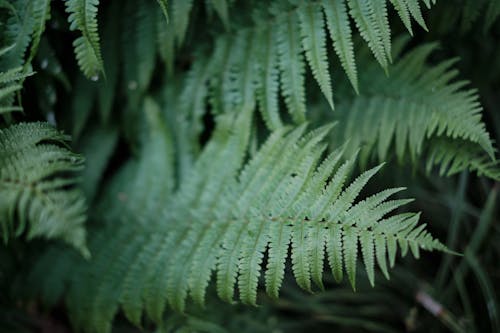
left=30, top=109, right=446, bottom=332
left=0, top=122, right=88, bottom=255
left=277, top=13, right=306, bottom=123
left=298, top=3, right=334, bottom=110
left=179, top=0, right=433, bottom=129
left=66, top=0, right=103, bottom=79
left=0, top=66, right=30, bottom=112
left=323, top=0, right=358, bottom=93
left=330, top=38, right=497, bottom=178
left=426, top=138, right=500, bottom=179
left=0, top=0, right=34, bottom=71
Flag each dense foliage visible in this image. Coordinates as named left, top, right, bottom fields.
left=1, top=0, right=499, bottom=332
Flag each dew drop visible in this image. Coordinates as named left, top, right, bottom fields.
left=40, top=59, right=49, bottom=69
left=91, top=75, right=99, bottom=82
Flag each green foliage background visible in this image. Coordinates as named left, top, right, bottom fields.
left=1, top=0, right=500, bottom=332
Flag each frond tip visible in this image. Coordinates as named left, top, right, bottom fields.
left=0, top=122, right=88, bottom=256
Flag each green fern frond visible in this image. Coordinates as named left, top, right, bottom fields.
left=426, top=138, right=500, bottom=179
left=0, top=0, right=34, bottom=71
left=298, top=3, right=334, bottom=110
left=323, top=0, right=358, bottom=93
left=330, top=38, right=497, bottom=177
left=0, top=65, right=32, bottom=113
left=0, top=122, right=88, bottom=255
left=31, top=109, right=446, bottom=332
left=179, top=0, right=432, bottom=130
left=66, top=0, right=103, bottom=79
left=0, top=67, right=21, bottom=112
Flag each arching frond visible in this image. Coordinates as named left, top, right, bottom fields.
left=66, top=0, right=103, bottom=79
left=0, top=0, right=34, bottom=71
left=0, top=122, right=88, bottom=255
left=30, top=107, right=446, bottom=333
left=329, top=38, right=498, bottom=179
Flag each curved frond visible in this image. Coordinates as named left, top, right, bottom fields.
left=0, top=122, right=88, bottom=255
left=330, top=38, right=498, bottom=179
left=66, top=0, right=103, bottom=79
left=0, top=0, right=34, bottom=71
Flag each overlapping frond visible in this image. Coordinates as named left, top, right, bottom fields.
left=0, top=122, right=88, bottom=255
left=330, top=38, right=498, bottom=179
left=174, top=0, right=433, bottom=136
left=30, top=105, right=446, bottom=333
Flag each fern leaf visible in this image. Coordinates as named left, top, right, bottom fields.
left=256, top=27, right=282, bottom=129
left=298, top=4, right=334, bottom=110
left=371, top=0, right=392, bottom=62
left=66, top=0, right=103, bottom=78
left=0, top=123, right=88, bottom=255
left=347, top=0, right=388, bottom=70
left=0, top=0, right=34, bottom=71
left=323, top=0, right=359, bottom=93
left=389, top=0, right=413, bottom=34
left=330, top=39, right=497, bottom=178
left=403, top=0, right=428, bottom=30
left=277, top=14, right=306, bottom=123
left=265, top=222, right=292, bottom=298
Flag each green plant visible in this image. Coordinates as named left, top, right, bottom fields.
left=1, top=1, right=499, bottom=332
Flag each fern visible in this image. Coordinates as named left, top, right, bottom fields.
left=0, top=66, right=32, bottom=113
left=329, top=38, right=498, bottom=178
left=176, top=0, right=432, bottom=135
left=0, top=122, right=88, bottom=255
left=29, top=103, right=447, bottom=332
left=0, top=0, right=34, bottom=71
left=66, top=0, right=104, bottom=79
left=2, top=1, right=499, bottom=332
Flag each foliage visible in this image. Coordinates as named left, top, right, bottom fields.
left=0, top=0, right=499, bottom=333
